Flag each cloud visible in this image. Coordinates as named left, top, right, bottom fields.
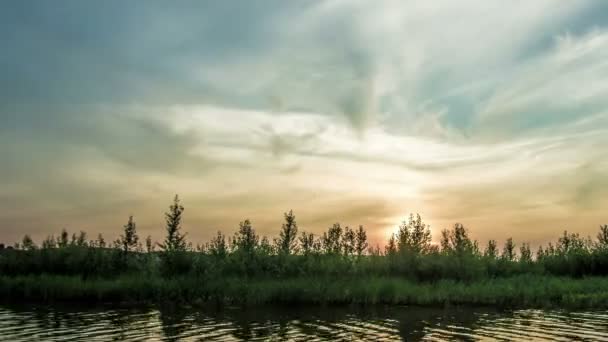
left=1, top=1, right=608, bottom=247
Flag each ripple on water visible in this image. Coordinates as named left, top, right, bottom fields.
left=0, top=306, right=607, bottom=341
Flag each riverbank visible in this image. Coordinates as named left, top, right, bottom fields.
left=1, top=274, right=608, bottom=309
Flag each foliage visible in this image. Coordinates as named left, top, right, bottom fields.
left=275, top=210, right=298, bottom=255
left=2, top=197, right=608, bottom=306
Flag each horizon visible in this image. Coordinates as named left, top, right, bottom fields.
left=2, top=1, right=608, bottom=248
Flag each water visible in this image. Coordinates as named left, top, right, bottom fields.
left=0, top=304, right=607, bottom=341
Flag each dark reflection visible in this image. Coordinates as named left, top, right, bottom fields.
left=0, top=304, right=607, bottom=341
left=158, top=306, right=193, bottom=342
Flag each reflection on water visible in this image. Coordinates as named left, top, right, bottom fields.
left=0, top=304, right=607, bottom=341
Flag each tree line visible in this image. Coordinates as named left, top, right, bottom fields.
left=1, top=195, right=608, bottom=281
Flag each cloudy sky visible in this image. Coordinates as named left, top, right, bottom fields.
left=1, top=1, right=608, bottom=248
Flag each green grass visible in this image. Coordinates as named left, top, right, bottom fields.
left=2, top=274, right=608, bottom=309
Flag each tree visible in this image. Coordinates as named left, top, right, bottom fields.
left=441, top=223, right=475, bottom=256
left=143, top=235, right=152, bottom=253
left=355, top=225, right=368, bottom=256
left=519, top=243, right=532, bottom=263
left=557, top=230, right=586, bottom=255
left=299, top=232, right=315, bottom=255
left=342, top=226, right=356, bottom=256
left=119, top=216, right=139, bottom=253
left=259, top=236, right=274, bottom=255
left=385, top=234, right=397, bottom=255
left=397, top=214, right=432, bottom=254
left=22, top=234, right=36, bottom=250
left=484, top=240, right=498, bottom=259
left=536, top=245, right=545, bottom=260
left=208, top=231, right=227, bottom=258
left=71, top=231, right=87, bottom=247
left=440, top=229, right=450, bottom=254
left=58, top=229, right=69, bottom=248
left=235, top=219, right=258, bottom=255
left=42, top=235, right=56, bottom=249
left=322, top=223, right=343, bottom=255
left=97, top=233, right=106, bottom=248
left=160, top=195, right=187, bottom=253
left=276, top=210, right=298, bottom=255
left=502, top=238, right=516, bottom=261
left=598, top=225, right=608, bottom=247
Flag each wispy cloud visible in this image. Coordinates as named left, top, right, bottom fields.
left=1, top=1, right=607, bottom=246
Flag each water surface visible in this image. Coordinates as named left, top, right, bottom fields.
left=1, top=304, right=607, bottom=341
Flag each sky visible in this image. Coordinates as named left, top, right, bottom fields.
left=1, top=1, right=608, bottom=249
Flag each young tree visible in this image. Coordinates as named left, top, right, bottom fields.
left=58, top=229, right=69, bottom=248
left=441, top=224, right=475, bottom=256
left=502, top=238, right=516, bottom=261
left=484, top=240, right=498, bottom=259
left=97, top=233, right=106, bottom=248
left=385, top=234, right=397, bottom=255
left=209, top=231, right=227, bottom=258
left=145, top=235, right=154, bottom=253
left=276, top=210, right=298, bottom=255
left=536, top=245, right=545, bottom=260
left=160, top=195, right=187, bottom=252
left=342, top=226, right=356, bottom=256
left=259, top=236, right=274, bottom=255
left=75, top=231, right=87, bottom=247
left=355, top=225, right=368, bottom=256
left=519, top=242, right=532, bottom=263
left=235, top=219, right=258, bottom=255
left=21, top=234, right=36, bottom=250
left=42, top=235, right=57, bottom=249
left=598, top=225, right=608, bottom=248
left=299, top=232, right=315, bottom=255
left=450, top=223, right=475, bottom=255
left=322, top=223, right=343, bottom=255
left=119, top=216, right=139, bottom=253
left=397, top=214, right=432, bottom=254
left=440, top=229, right=451, bottom=254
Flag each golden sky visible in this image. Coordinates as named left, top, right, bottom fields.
left=1, top=1, right=608, bottom=249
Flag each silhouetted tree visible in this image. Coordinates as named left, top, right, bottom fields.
left=97, top=233, right=106, bottom=248
left=484, top=240, right=498, bottom=258
left=160, top=195, right=187, bottom=252
left=322, top=223, right=343, bottom=255
left=119, top=216, right=139, bottom=253
left=557, top=230, right=587, bottom=255
left=598, top=225, right=608, bottom=248
left=276, top=210, right=298, bottom=255
left=208, top=231, right=227, bottom=258
left=342, top=226, right=356, bottom=256
left=442, top=223, right=476, bottom=256
left=145, top=235, right=153, bottom=253
left=58, top=229, right=69, bottom=248
left=299, top=232, right=315, bottom=255
left=235, top=219, right=258, bottom=255
left=42, top=235, right=56, bottom=249
left=355, top=225, right=368, bottom=256
left=21, top=234, right=36, bottom=250
left=536, top=245, right=545, bottom=260
left=259, top=236, right=274, bottom=255
left=502, top=238, right=516, bottom=261
left=440, top=229, right=450, bottom=253
left=385, top=234, right=397, bottom=255
left=397, top=214, right=432, bottom=254
left=519, top=243, right=532, bottom=263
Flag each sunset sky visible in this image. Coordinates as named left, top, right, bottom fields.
left=1, top=1, right=608, bottom=248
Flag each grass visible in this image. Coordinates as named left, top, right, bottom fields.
left=2, top=274, right=608, bottom=309
left=2, top=205, right=608, bottom=309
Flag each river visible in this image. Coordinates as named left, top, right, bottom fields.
left=0, top=304, right=607, bottom=341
